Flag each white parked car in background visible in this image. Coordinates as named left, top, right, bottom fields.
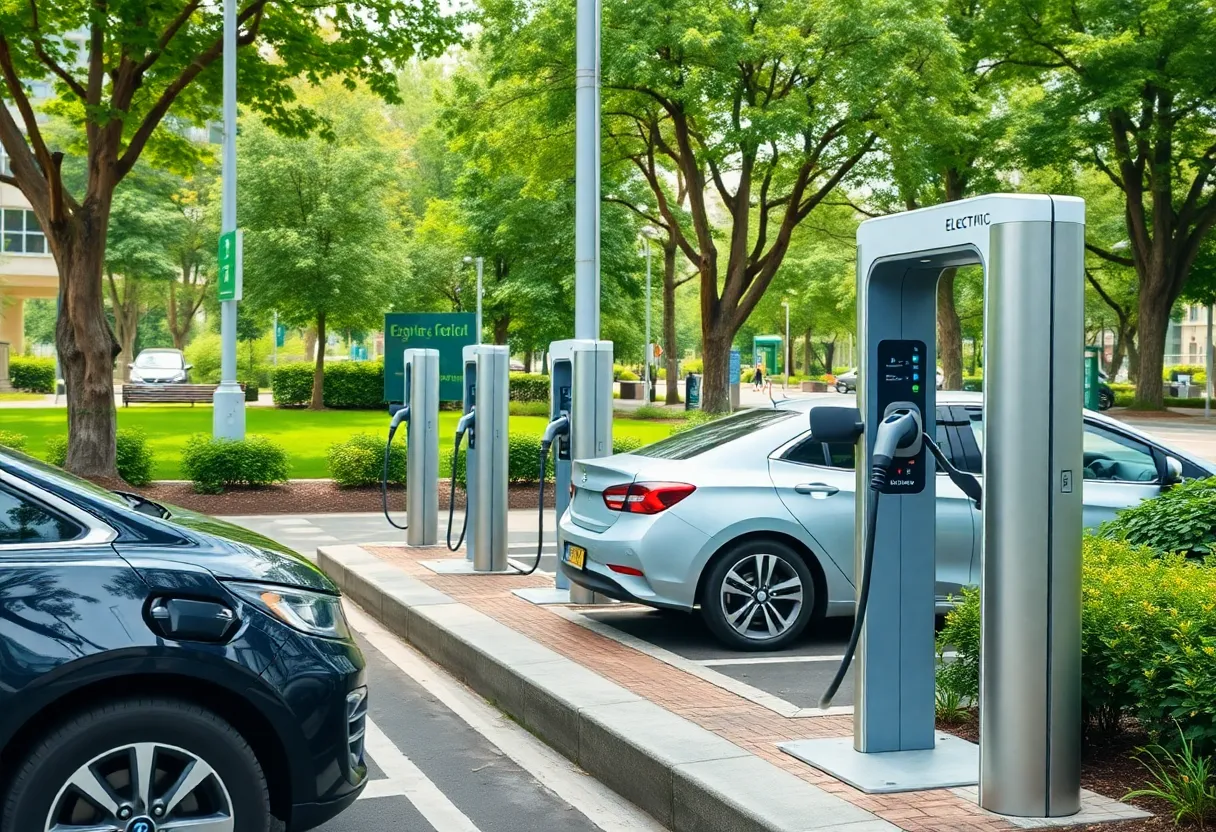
left=558, top=393, right=1211, bottom=650
left=129, top=348, right=192, bottom=383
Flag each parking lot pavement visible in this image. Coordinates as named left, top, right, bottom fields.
left=1117, top=414, right=1216, bottom=463
left=327, top=604, right=666, bottom=832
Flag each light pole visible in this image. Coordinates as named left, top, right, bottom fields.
left=574, top=0, right=600, bottom=338
left=463, top=256, right=483, bottom=345
left=212, top=0, right=245, bottom=438
left=640, top=226, right=660, bottom=400
left=782, top=300, right=790, bottom=389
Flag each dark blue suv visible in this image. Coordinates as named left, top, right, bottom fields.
left=0, top=448, right=367, bottom=831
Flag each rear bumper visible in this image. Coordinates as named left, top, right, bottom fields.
left=559, top=562, right=685, bottom=610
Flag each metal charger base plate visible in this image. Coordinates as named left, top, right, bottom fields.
left=779, top=731, right=978, bottom=794
left=512, top=587, right=572, bottom=605
left=420, top=559, right=513, bottom=575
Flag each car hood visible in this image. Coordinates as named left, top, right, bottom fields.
left=157, top=505, right=339, bottom=594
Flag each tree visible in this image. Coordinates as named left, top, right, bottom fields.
left=239, top=83, right=409, bottom=409
left=165, top=164, right=220, bottom=350
left=0, top=0, right=457, bottom=476
left=103, top=167, right=179, bottom=380
left=993, top=0, right=1216, bottom=407
left=23, top=299, right=56, bottom=349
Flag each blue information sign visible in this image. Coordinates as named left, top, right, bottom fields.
left=729, top=349, right=741, bottom=384
left=383, top=313, right=476, bottom=402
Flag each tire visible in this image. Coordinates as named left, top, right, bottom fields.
left=3, top=697, right=275, bottom=832
left=836, top=382, right=848, bottom=394
left=1099, top=389, right=1114, bottom=411
left=701, top=538, right=817, bottom=651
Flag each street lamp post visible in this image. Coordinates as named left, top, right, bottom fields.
left=782, top=301, right=790, bottom=389
left=640, top=226, right=659, bottom=401
left=463, top=256, right=484, bottom=345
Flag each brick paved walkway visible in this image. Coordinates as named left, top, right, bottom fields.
left=367, top=545, right=1064, bottom=832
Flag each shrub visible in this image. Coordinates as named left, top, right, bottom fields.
left=184, top=332, right=223, bottom=383
left=1099, top=476, right=1216, bottom=555
left=614, top=436, right=643, bottom=454
left=444, top=433, right=647, bottom=488
left=45, top=430, right=155, bottom=485
left=509, top=401, right=551, bottom=417
left=0, top=431, right=26, bottom=451
left=936, top=586, right=980, bottom=703
left=509, top=373, right=549, bottom=403
left=670, top=410, right=722, bottom=434
left=272, top=363, right=314, bottom=407
left=328, top=433, right=404, bottom=488
left=1125, top=726, right=1216, bottom=826
left=242, top=384, right=259, bottom=403
left=1165, top=364, right=1207, bottom=385
left=9, top=356, right=54, bottom=393
left=630, top=404, right=685, bottom=420
left=681, top=358, right=703, bottom=376
left=962, top=376, right=983, bottom=392
left=618, top=369, right=640, bottom=381
left=181, top=434, right=289, bottom=493
left=942, top=537, right=1216, bottom=751
left=324, top=360, right=385, bottom=408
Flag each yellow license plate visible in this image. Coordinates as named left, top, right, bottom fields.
left=564, top=544, right=586, bottom=570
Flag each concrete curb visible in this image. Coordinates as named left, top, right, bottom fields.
left=319, top=544, right=895, bottom=832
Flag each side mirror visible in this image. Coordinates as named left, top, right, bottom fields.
left=810, top=406, right=865, bottom=444
left=184, top=363, right=194, bottom=371
left=1164, top=455, right=1184, bottom=485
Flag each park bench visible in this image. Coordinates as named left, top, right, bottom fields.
left=122, top=383, right=244, bottom=406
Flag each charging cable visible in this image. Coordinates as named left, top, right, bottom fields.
left=445, top=409, right=476, bottom=552
left=517, top=413, right=571, bottom=577
left=820, top=409, right=922, bottom=708
left=381, top=405, right=411, bottom=530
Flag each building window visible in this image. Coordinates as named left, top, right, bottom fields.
left=0, top=145, right=9, bottom=177
left=1, top=208, right=47, bottom=255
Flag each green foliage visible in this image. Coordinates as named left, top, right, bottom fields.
left=670, top=410, right=724, bottom=435
left=0, top=431, right=27, bottom=451
left=944, top=537, right=1216, bottom=751
left=1165, top=365, right=1208, bottom=385
left=242, top=384, right=260, bottom=403
left=614, top=436, right=644, bottom=455
left=934, top=687, right=970, bottom=725
left=46, top=430, right=154, bottom=486
left=508, top=373, right=550, bottom=403
left=681, top=359, right=703, bottom=377
left=629, top=405, right=688, bottom=421
left=184, top=332, right=223, bottom=384
left=1125, top=726, right=1216, bottom=827
left=180, top=435, right=290, bottom=494
left=328, top=433, right=405, bottom=488
left=509, top=401, right=551, bottom=417
left=9, top=357, right=55, bottom=393
left=962, top=377, right=983, bottom=392
left=323, top=361, right=387, bottom=409
left=1100, top=477, right=1216, bottom=555
left=272, top=364, right=315, bottom=407
left=936, top=586, right=981, bottom=703
left=617, top=369, right=640, bottom=381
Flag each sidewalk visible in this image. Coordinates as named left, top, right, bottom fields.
left=318, top=543, right=1147, bottom=832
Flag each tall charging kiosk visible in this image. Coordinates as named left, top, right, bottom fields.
left=781, top=194, right=1084, bottom=819
left=469, top=345, right=510, bottom=572
left=403, top=348, right=440, bottom=547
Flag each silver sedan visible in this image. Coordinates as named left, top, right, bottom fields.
left=558, top=392, right=1214, bottom=650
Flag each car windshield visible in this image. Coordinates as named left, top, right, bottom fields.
left=0, top=447, right=128, bottom=507
left=134, top=352, right=183, bottom=369
left=633, top=408, right=798, bottom=460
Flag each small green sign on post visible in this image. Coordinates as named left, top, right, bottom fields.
left=217, top=229, right=243, bottom=301
left=1084, top=345, right=1101, bottom=410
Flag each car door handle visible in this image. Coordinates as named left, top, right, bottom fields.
left=795, top=483, right=839, bottom=496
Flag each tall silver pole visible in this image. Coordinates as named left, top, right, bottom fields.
left=1207, top=304, right=1213, bottom=419
left=212, top=0, right=245, bottom=438
left=574, top=0, right=600, bottom=338
left=476, top=257, right=484, bottom=345
left=644, top=238, right=651, bottom=395
left=783, top=302, right=790, bottom=388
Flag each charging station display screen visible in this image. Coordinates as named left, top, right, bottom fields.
left=876, top=339, right=927, bottom=493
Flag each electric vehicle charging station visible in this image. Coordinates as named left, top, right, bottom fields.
left=779, top=194, right=1085, bottom=819
left=514, top=338, right=614, bottom=605
left=382, top=348, right=440, bottom=547
left=467, top=345, right=510, bottom=572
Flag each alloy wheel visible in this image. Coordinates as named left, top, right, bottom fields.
left=719, top=553, right=805, bottom=641
left=45, top=742, right=234, bottom=832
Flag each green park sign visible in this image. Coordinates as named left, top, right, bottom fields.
left=217, top=229, right=243, bottom=301
left=384, top=313, right=476, bottom=402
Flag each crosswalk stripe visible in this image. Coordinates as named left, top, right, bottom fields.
left=363, top=718, right=482, bottom=831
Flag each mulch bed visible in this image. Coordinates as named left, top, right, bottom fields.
left=131, top=480, right=556, bottom=515
left=937, top=715, right=1177, bottom=831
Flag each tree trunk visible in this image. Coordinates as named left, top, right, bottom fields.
left=802, top=331, right=811, bottom=376
left=663, top=241, right=681, bottom=405
left=937, top=267, right=964, bottom=389
left=701, top=329, right=732, bottom=413
left=822, top=339, right=836, bottom=376
left=167, top=280, right=185, bottom=350
left=493, top=315, right=510, bottom=345
left=523, top=351, right=533, bottom=373
left=56, top=228, right=121, bottom=478
left=303, top=327, right=317, bottom=362
left=106, top=273, right=140, bottom=383
left=310, top=312, right=326, bottom=410
left=1135, top=289, right=1170, bottom=408
left=1125, top=329, right=1139, bottom=383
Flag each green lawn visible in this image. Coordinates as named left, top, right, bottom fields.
left=0, top=406, right=676, bottom=480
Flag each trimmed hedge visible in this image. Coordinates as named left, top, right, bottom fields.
left=45, top=430, right=155, bottom=486
left=0, top=431, right=27, bottom=450
left=938, top=536, right=1216, bottom=751
left=446, top=434, right=647, bottom=488
left=1099, top=476, right=1216, bottom=555
left=324, top=361, right=387, bottom=408
left=961, top=376, right=983, bottom=392
left=272, top=363, right=314, bottom=406
left=181, top=434, right=289, bottom=493
left=10, top=356, right=55, bottom=393
left=328, top=433, right=405, bottom=488
left=509, top=373, right=549, bottom=403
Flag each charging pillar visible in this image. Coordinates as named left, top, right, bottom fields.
left=548, top=342, right=575, bottom=594
left=404, top=348, right=440, bottom=547
left=461, top=346, right=478, bottom=561
left=781, top=194, right=1084, bottom=818
left=568, top=340, right=614, bottom=604
left=470, top=345, right=509, bottom=572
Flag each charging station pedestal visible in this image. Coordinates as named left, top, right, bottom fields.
left=461, top=346, right=478, bottom=561
left=514, top=338, right=614, bottom=605
left=403, top=348, right=440, bottom=547
left=470, top=345, right=510, bottom=572
left=780, top=194, right=1084, bottom=819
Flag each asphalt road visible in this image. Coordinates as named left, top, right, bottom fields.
left=330, top=603, right=665, bottom=832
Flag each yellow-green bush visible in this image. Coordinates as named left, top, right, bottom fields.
left=328, top=433, right=405, bottom=488
left=938, top=537, right=1216, bottom=750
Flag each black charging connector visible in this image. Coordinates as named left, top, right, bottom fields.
left=381, top=405, right=411, bottom=530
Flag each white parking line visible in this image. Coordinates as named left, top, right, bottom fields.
left=360, top=718, right=482, bottom=831
left=697, top=655, right=846, bottom=666
left=345, top=603, right=665, bottom=832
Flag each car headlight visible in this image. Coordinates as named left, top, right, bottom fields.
left=228, top=582, right=352, bottom=640
left=130, top=370, right=144, bottom=382
left=171, top=371, right=187, bottom=382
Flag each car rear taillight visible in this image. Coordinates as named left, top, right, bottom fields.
left=602, top=482, right=696, bottom=514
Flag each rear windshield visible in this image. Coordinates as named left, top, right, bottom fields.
left=633, top=409, right=798, bottom=460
